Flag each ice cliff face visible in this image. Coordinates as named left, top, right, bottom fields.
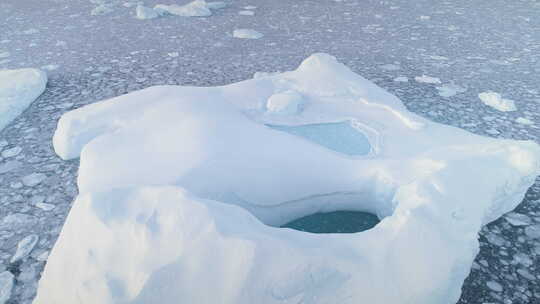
left=34, top=54, right=540, bottom=304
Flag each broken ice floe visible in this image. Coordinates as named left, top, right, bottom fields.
left=478, top=91, right=516, bottom=112
left=233, top=29, right=263, bottom=39
left=11, top=234, right=39, bottom=263
left=0, top=69, right=47, bottom=131
left=436, top=83, right=466, bottom=98
left=414, top=75, right=442, bottom=84
left=35, top=54, right=540, bottom=304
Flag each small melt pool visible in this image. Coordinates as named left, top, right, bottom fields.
left=266, top=121, right=371, bottom=156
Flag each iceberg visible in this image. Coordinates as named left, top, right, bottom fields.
left=35, top=54, right=540, bottom=304
left=0, top=68, right=47, bottom=132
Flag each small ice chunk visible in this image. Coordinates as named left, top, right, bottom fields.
left=393, top=76, right=408, bottom=82
left=36, top=251, right=49, bottom=261
left=0, top=214, right=37, bottom=231
left=1, top=147, right=22, bottom=158
left=524, top=225, right=540, bottom=239
left=516, top=117, right=533, bottom=125
left=0, top=271, right=14, bottom=304
left=266, top=90, right=304, bottom=115
left=36, top=202, right=56, bottom=211
left=233, top=29, right=263, bottom=39
left=41, top=64, right=59, bottom=71
left=11, top=234, right=39, bottom=263
left=430, top=55, right=448, bottom=61
left=155, top=0, right=212, bottom=17
left=206, top=1, right=227, bottom=9
left=0, top=52, right=9, bottom=59
left=379, top=64, right=400, bottom=71
left=504, top=212, right=532, bottom=226
left=0, top=160, right=21, bottom=174
left=436, top=83, right=466, bottom=97
left=244, top=5, right=257, bottom=9
left=136, top=4, right=159, bottom=19
left=167, top=52, right=179, bottom=58
left=91, top=4, right=114, bottom=15
left=0, top=69, right=47, bottom=131
left=478, top=91, right=516, bottom=112
left=486, top=281, right=503, bottom=293
left=21, top=173, right=47, bottom=187
left=415, top=75, right=442, bottom=84
left=239, top=10, right=255, bottom=16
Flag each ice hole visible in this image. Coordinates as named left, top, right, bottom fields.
left=280, top=210, right=380, bottom=234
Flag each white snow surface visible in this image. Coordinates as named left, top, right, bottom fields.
left=36, top=54, right=540, bottom=304
left=266, top=90, right=304, bottom=115
left=479, top=91, right=517, bottom=112
left=233, top=29, right=263, bottom=39
left=0, top=68, right=47, bottom=131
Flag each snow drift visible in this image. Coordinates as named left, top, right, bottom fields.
left=0, top=68, right=47, bottom=132
left=35, top=54, right=540, bottom=304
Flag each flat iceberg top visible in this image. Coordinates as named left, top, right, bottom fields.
left=36, top=54, right=540, bottom=304
left=0, top=68, right=47, bottom=131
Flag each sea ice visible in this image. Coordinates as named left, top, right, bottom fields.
left=0, top=69, right=47, bottom=131
left=478, top=91, right=517, bottom=112
left=21, top=173, right=47, bottom=187
left=0, top=272, right=14, bottom=304
left=1, top=147, right=22, bottom=158
left=233, top=29, right=263, bottom=39
left=36, top=54, right=540, bottom=304
left=11, top=234, right=39, bottom=263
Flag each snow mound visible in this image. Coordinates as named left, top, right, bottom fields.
left=266, top=90, right=304, bottom=115
left=0, top=68, right=47, bottom=131
left=479, top=91, right=517, bottom=112
left=233, top=29, right=263, bottom=39
left=154, top=0, right=224, bottom=17
left=36, top=53, right=540, bottom=304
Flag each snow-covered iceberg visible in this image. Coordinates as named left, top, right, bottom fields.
left=35, top=54, right=540, bottom=304
left=0, top=68, right=47, bottom=132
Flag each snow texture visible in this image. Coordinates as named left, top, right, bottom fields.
left=266, top=90, right=304, bottom=115
left=233, top=29, right=264, bottom=39
left=35, top=54, right=540, bottom=304
left=479, top=92, right=517, bottom=112
left=0, top=69, right=47, bottom=131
